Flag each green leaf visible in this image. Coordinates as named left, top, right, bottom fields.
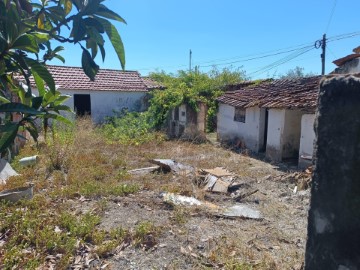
left=31, top=96, right=43, bottom=110
left=95, top=4, right=127, bottom=24
left=54, top=54, right=65, bottom=63
left=81, top=49, right=99, bottom=81
left=53, top=46, right=64, bottom=54
left=52, top=105, right=73, bottom=112
left=96, top=17, right=125, bottom=70
left=25, top=58, right=56, bottom=93
left=44, top=113, right=73, bottom=125
left=11, top=34, right=39, bottom=53
left=0, top=122, right=19, bottom=153
left=99, top=44, right=106, bottom=62
left=23, top=120, right=39, bottom=142
left=72, top=16, right=87, bottom=43
left=0, top=96, right=10, bottom=104
left=32, top=70, right=45, bottom=96
left=53, top=95, right=71, bottom=106
left=0, top=103, right=45, bottom=115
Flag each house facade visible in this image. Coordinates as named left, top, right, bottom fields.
left=168, top=102, right=207, bottom=140
left=217, top=77, right=321, bottom=167
left=41, top=65, right=155, bottom=123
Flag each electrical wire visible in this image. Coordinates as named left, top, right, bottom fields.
left=135, top=31, right=360, bottom=73
left=325, top=0, right=338, bottom=34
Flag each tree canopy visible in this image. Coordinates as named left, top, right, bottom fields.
left=148, top=67, right=247, bottom=131
left=0, top=0, right=126, bottom=153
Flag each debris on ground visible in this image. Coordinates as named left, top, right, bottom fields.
left=0, top=159, right=19, bottom=185
left=232, top=189, right=259, bottom=202
left=128, top=166, right=160, bottom=175
left=161, top=192, right=219, bottom=210
left=222, top=204, right=262, bottom=220
left=198, top=167, right=237, bottom=193
left=272, top=166, right=313, bottom=192
left=19, top=155, right=39, bottom=167
left=150, top=159, right=195, bottom=175
left=0, top=184, right=34, bottom=203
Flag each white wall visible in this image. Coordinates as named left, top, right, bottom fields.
left=282, top=110, right=305, bottom=159
left=217, top=104, right=264, bottom=151
left=266, top=109, right=285, bottom=161
left=60, top=90, right=147, bottom=123
left=299, top=114, right=316, bottom=169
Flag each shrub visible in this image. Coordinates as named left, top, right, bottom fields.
left=100, top=109, right=164, bottom=145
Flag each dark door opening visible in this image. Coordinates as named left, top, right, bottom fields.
left=261, top=109, right=269, bottom=152
left=74, top=94, right=91, bottom=116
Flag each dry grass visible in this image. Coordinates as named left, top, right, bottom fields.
left=0, top=118, right=308, bottom=270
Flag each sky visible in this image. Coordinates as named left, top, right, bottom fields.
left=53, top=0, right=360, bottom=79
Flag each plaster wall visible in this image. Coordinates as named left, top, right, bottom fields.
left=333, top=58, right=360, bottom=74
left=217, top=104, right=264, bottom=151
left=299, top=114, right=316, bottom=169
left=60, top=90, right=147, bottom=123
left=282, top=110, right=305, bottom=159
left=266, top=109, right=285, bottom=161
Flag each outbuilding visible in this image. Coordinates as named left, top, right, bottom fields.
left=217, top=76, right=321, bottom=167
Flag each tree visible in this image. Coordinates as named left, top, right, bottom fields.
left=148, top=67, right=247, bottom=132
left=279, top=66, right=316, bottom=79
left=0, top=0, right=126, bottom=153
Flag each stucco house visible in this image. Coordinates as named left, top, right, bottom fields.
left=40, top=65, right=156, bottom=123
left=217, top=76, right=321, bottom=167
left=167, top=102, right=207, bottom=140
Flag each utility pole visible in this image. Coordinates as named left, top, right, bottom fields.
left=189, top=49, right=192, bottom=72
left=321, top=34, right=326, bottom=75
left=315, top=34, right=327, bottom=75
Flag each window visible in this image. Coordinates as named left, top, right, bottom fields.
left=234, top=107, right=246, bottom=123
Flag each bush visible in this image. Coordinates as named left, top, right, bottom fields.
left=100, top=109, right=163, bottom=145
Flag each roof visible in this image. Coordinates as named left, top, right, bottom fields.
left=217, top=76, right=322, bottom=111
left=141, top=77, right=166, bottom=90
left=31, top=65, right=149, bottom=92
left=333, top=54, right=360, bottom=67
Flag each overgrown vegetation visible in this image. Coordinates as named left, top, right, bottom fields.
left=0, top=118, right=307, bottom=269
left=100, top=109, right=164, bottom=145
left=0, top=119, right=140, bottom=269
left=148, top=67, right=247, bottom=132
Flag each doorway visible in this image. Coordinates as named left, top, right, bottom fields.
left=74, top=94, right=91, bottom=116
left=261, top=109, right=269, bottom=152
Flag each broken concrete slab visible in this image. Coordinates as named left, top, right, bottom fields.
left=150, top=159, right=195, bottom=174
left=222, top=204, right=261, bottom=220
left=0, top=159, right=19, bottom=185
left=128, top=166, right=160, bottom=175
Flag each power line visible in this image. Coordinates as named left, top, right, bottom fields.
left=325, top=0, right=338, bottom=33
left=135, top=31, right=360, bottom=73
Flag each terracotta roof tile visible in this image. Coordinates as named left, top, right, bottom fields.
left=31, top=65, right=149, bottom=92
left=217, top=76, right=322, bottom=112
left=141, top=77, right=166, bottom=90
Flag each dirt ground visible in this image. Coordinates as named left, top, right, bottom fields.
left=70, top=141, right=310, bottom=270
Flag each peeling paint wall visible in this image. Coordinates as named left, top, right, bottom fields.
left=217, top=104, right=264, bottom=151
left=299, top=114, right=316, bottom=169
